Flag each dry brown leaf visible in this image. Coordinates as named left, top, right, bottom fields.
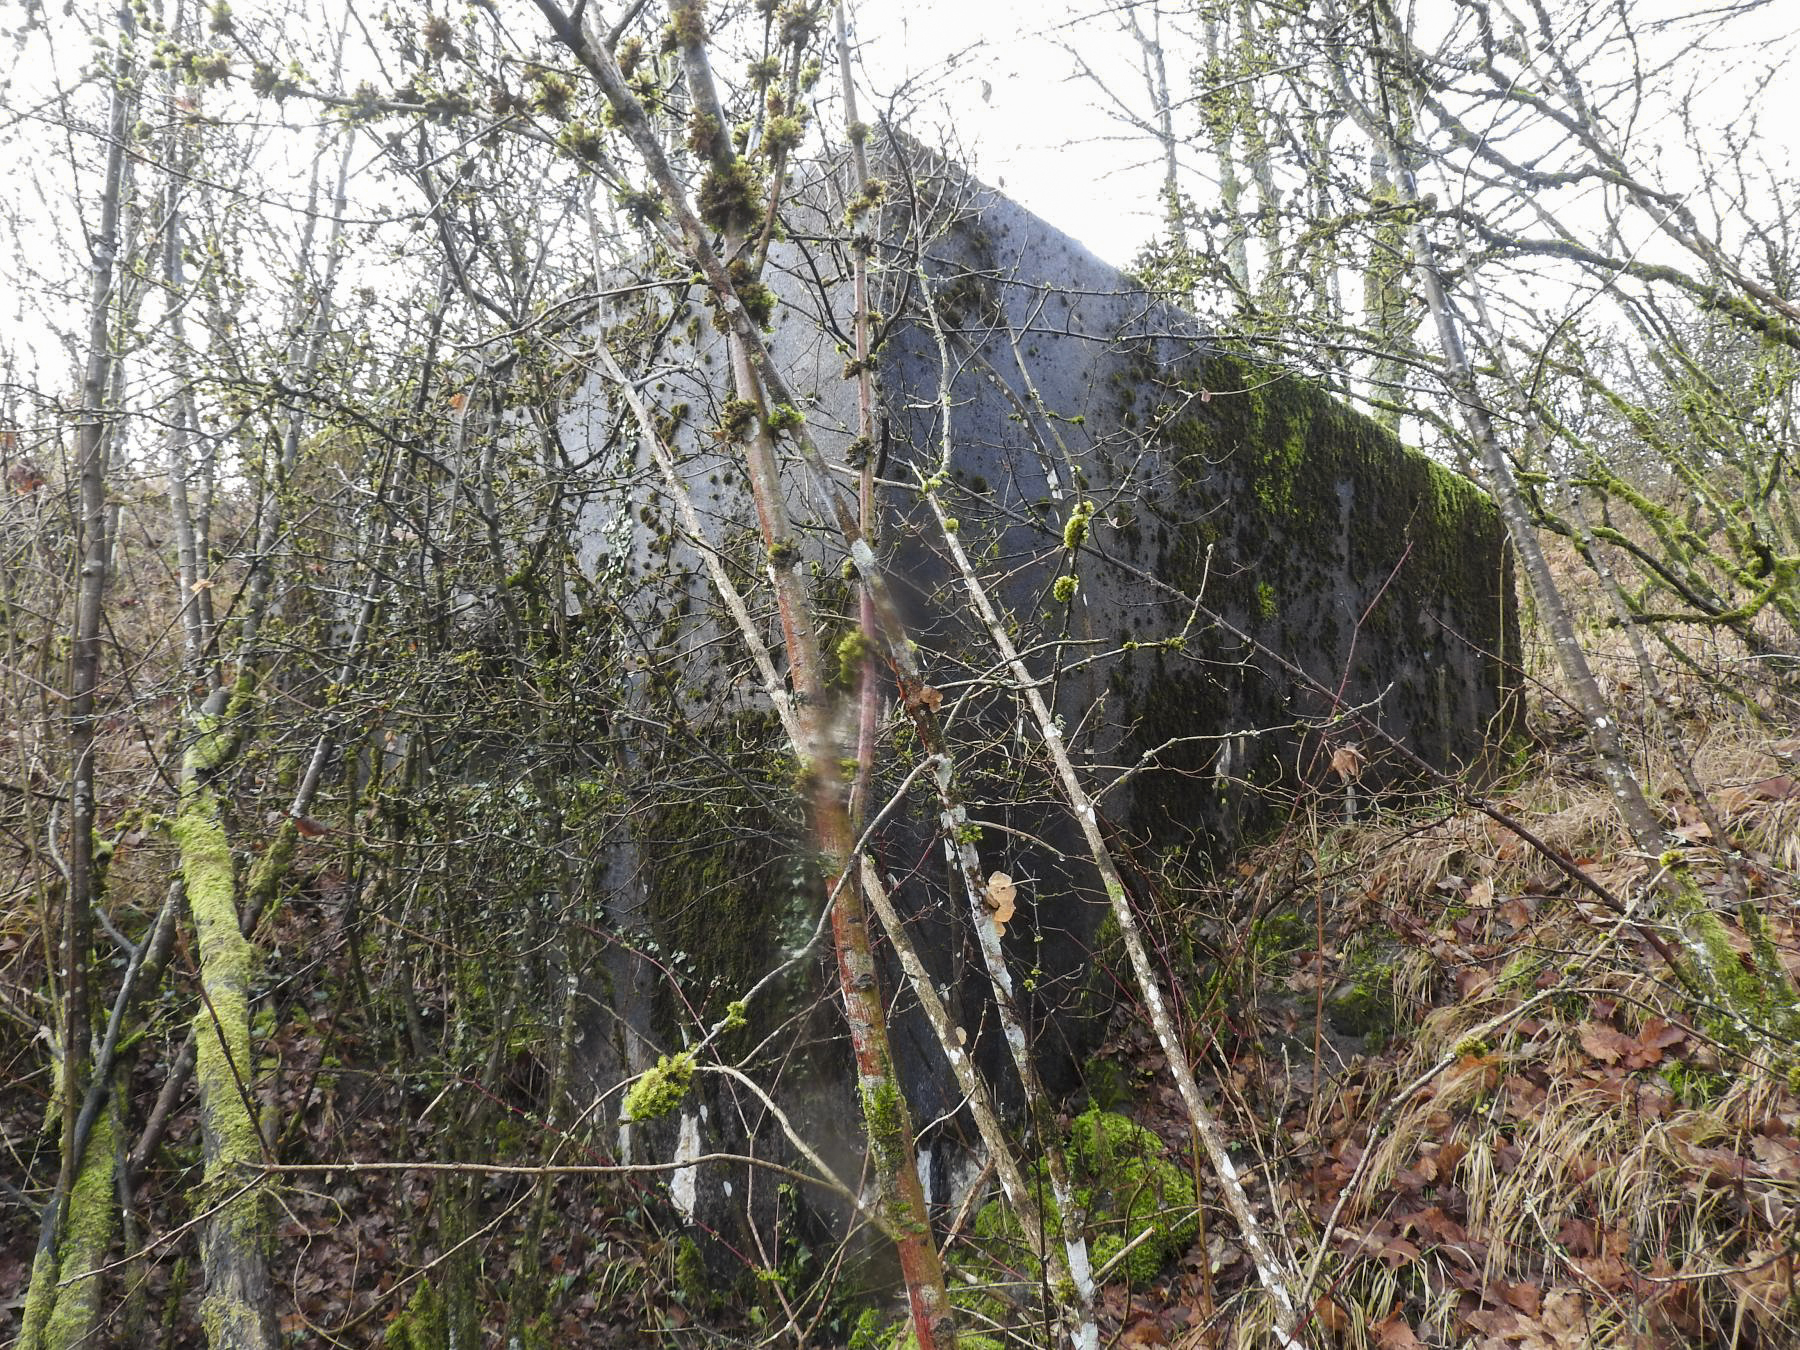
left=986, top=871, right=1017, bottom=933
left=1329, top=744, right=1366, bottom=782
left=1311, top=1296, right=1351, bottom=1333
left=1500, top=1280, right=1543, bottom=1316
left=1631, top=1017, right=1685, bottom=1063
left=1373, top=1310, right=1425, bottom=1350
left=1577, top=1022, right=1634, bottom=1065
left=1728, top=1248, right=1796, bottom=1324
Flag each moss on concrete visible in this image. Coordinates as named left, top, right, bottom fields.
left=637, top=715, right=797, bottom=1027
left=1120, top=349, right=1520, bottom=853
left=1083, top=1057, right=1135, bottom=1112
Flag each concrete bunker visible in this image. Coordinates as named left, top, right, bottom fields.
left=558, top=143, right=1519, bottom=1255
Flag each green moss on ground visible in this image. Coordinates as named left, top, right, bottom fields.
left=1325, top=943, right=1398, bottom=1041
left=848, top=1305, right=1004, bottom=1350
left=974, top=1108, right=1199, bottom=1287
left=672, top=1235, right=715, bottom=1311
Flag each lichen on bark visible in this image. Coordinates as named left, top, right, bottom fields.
left=1663, top=864, right=1800, bottom=1057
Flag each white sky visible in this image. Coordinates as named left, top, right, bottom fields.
left=855, top=0, right=1177, bottom=266
left=850, top=0, right=1799, bottom=269
left=3, top=0, right=1794, bottom=395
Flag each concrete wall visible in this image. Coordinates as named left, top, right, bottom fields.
left=557, top=144, right=1518, bottom=1247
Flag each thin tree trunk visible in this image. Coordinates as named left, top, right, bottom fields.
left=157, top=107, right=355, bottom=1350
left=1200, top=8, right=1252, bottom=291
left=917, top=482, right=1307, bottom=1343
left=910, top=241, right=1107, bottom=1349
left=555, top=7, right=957, bottom=1341
left=163, top=94, right=209, bottom=674
left=1338, top=0, right=1800, bottom=1056
left=19, top=8, right=134, bottom=1341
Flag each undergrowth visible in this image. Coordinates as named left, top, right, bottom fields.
left=1069, top=605, right=1800, bottom=1347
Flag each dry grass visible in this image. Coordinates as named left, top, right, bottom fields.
left=1174, top=566, right=1800, bottom=1346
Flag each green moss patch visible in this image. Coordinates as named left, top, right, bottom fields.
left=974, top=1108, right=1199, bottom=1287
left=383, top=1278, right=446, bottom=1349
left=637, top=714, right=798, bottom=1025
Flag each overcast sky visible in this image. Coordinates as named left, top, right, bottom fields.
left=856, top=0, right=1175, bottom=266
left=3, top=0, right=1794, bottom=394
left=851, top=0, right=1799, bottom=269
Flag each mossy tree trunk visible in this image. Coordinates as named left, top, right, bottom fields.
left=175, top=681, right=279, bottom=1350
left=33, top=1095, right=121, bottom=1350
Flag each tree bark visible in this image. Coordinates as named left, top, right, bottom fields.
left=175, top=682, right=279, bottom=1350
left=20, top=9, right=134, bottom=1342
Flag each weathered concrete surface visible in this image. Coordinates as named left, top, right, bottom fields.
left=559, top=144, right=1518, bottom=1247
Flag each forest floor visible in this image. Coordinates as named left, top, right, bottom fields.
left=5, top=607, right=1798, bottom=1349
left=1086, top=622, right=1800, bottom=1349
